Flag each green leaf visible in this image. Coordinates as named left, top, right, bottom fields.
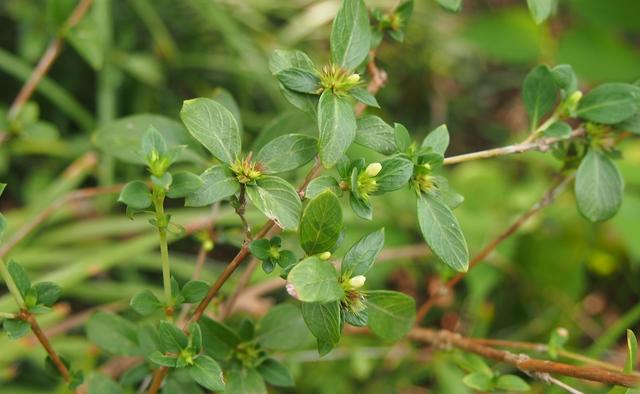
left=350, top=87, right=380, bottom=108
left=67, top=16, right=104, bottom=70
left=522, top=65, right=557, bottom=130
left=374, top=157, right=414, bottom=193
left=495, top=375, right=530, bottom=391
left=185, top=165, right=239, bottom=207
left=350, top=192, right=373, bottom=220
left=355, top=115, right=396, bottom=155
left=180, top=98, right=242, bottom=164
left=543, top=121, right=572, bottom=139
left=394, top=123, right=412, bottom=153
left=3, top=319, right=30, bottom=339
left=552, top=64, right=578, bottom=98
left=276, top=68, right=321, bottom=94
left=616, top=112, right=640, bottom=135
left=34, top=282, right=61, bottom=306
left=118, top=181, right=152, bottom=210
left=256, top=304, right=311, bottom=351
left=256, top=134, right=317, bottom=174
left=167, top=172, right=203, bottom=199
left=625, top=330, right=638, bottom=373
left=435, top=0, right=463, bottom=12
left=462, top=372, right=495, bottom=391
left=417, top=194, right=469, bottom=272
left=318, top=90, right=357, bottom=168
left=142, top=125, right=167, bottom=157
left=86, top=312, right=141, bottom=356
left=269, top=50, right=316, bottom=74
left=130, top=290, right=162, bottom=316
left=212, top=87, right=244, bottom=132
left=7, top=260, right=30, bottom=297
left=158, top=321, right=188, bottom=353
left=188, top=355, right=225, bottom=391
left=246, top=176, right=302, bottom=230
left=330, top=0, right=371, bottom=70
left=189, top=323, right=203, bottom=354
left=299, top=190, right=343, bottom=255
left=87, top=373, right=124, bottom=394
left=200, top=316, right=241, bottom=359
left=249, top=239, right=271, bottom=260
left=365, top=290, right=415, bottom=341
left=182, top=280, right=209, bottom=304
left=94, top=114, right=201, bottom=165
left=148, top=351, right=177, bottom=367
left=151, top=172, right=172, bottom=190
left=301, top=301, right=342, bottom=355
left=257, top=358, right=294, bottom=387
left=305, top=175, right=342, bottom=199
left=341, top=228, right=385, bottom=276
left=226, top=368, right=267, bottom=394
left=527, top=0, right=553, bottom=24
left=575, top=149, right=624, bottom=222
left=577, top=83, right=640, bottom=124
left=286, top=256, right=344, bottom=303
left=422, top=124, right=450, bottom=155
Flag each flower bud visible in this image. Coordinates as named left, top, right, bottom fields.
left=556, top=327, right=569, bottom=338
left=365, top=162, right=382, bottom=177
left=349, top=275, right=366, bottom=288
left=346, top=73, right=360, bottom=84
left=319, top=251, right=332, bottom=260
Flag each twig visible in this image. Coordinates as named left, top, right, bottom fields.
left=443, top=129, right=585, bottom=165
left=7, top=0, right=94, bottom=121
left=415, top=173, right=574, bottom=322
left=19, top=310, right=71, bottom=382
left=408, top=328, right=640, bottom=388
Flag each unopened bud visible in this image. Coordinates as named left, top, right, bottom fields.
left=349, top=275, right=366, bottom=288
left=319, top=251, right=332, bottom=260
left=365, top=162, right=382, bottom=177
left=556, top=327, right=569, bottom=338
left=566, top=90, right=583, bottom=110
left=346, top=73, right=360, bottom=84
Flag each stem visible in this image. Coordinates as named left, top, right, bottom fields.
left=21, top=311, right=72, bottom=382
left=152, top=185, right=173, bottom=315
left=0, top=258, right=26, bottom=308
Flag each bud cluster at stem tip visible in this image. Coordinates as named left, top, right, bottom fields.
left=320, top=64, right=362, bottom=95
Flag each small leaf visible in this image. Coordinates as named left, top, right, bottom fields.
left=577, top=83, right=640, bottom=124
left=543, top=121, right=572, bottom=139
left=256, top=134, right=317, bottom=174
left=151, top=172, right=172, bottom=190
left=182, top=280, right=209, bottom=304
left=342, top=228, right=385, bottom=277
left=350, top=192, right=373, bottom=220
left=158, top=321, right=189, bottom=353
left=185, top=165, right=239, bottom=207
left=394, top=123, right=412, bottom=153
left=552, top=64, right=578, bottom=98
left=246, top=176, right=302, bottom=230
left=87, top=373, right=124, bottom=394
left=226, top=368, right=266, bottom=394
left=330, top=0, right=371, bottom=70
left=3, top=319, right=30, bottom=340
left=286, top=257, right=344, bottom=303
left=167, top=172, right=203, bottom=199
left=256, top=304, right=311, bottom=351
left=7, top=260, right=30, bottom=297
left=276, top=68, right=321, bottom=94
left=301, top=301, right=341, bottom=355
left=269, top=49, right=316, bottom=74
left=118, top=181, right=152, bottom=210
left=130, top=290, right=162, bottom=316
left=148, top=351, right=177, bottom=367
left=495, top=375, right=530, bottom=391
left=318, top=90, right=357, bottom=168
left=421, top=125, right=449, bottom=156
left=417, top=194, right=469, bottom=272
left=86, top=312, right=141, bottom=356
left=355, top=115, right=396, bottom=155
left=374, top=157, right=414, bottom=193
left=522, top=65, right=558, bottom=130
left=257, top=358, right=295, bottom=387
left=527, top=0, right=553, bottom=24
left=249, top=239, right=271, bottom=260
left=188, top=355, right=225, bottom=391
left=435, top=0, right=463, bottom=12
left=575, top=149, right=624, bottom=222
left=350, top=87, right=380, bottom=108
left=365, top=290, right=415, bottom=341
left=625, top=330, right=637, bottom=373
left=462, top=372, right=495, bottom=391
left=305, top=175, right=342, bottom=199
left=299, top=190, right=343, bottom=255
left=200, top=316, right=241, bottom=359
left=212, top=87, right=244, bottom=132
left=142, top=125, right=167, bottom=157
left=180, top=98, right=242, bottom=164
left=34, top=282, right=61, bottom=306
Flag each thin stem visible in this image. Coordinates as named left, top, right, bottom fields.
left=152, top=185, right=173, bottom=316
left=0, top=258, right=26, bottom=308
left=21, top=311, right=72, bottom=382
left=235, top=184, right=251, bottom=240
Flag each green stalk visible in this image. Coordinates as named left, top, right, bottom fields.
left=0, top=258, right=25, bottom=309
left=152, top=185, right=173, bottom=314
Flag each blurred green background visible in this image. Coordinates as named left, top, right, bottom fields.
left=1, top=0, right=640, bottom=392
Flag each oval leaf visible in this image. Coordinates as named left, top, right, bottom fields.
left=330, top=0, right=371, bottom=70
left=318, top=91, right=357, bottom=168
left=522, top=65, right=557, bottom=130
left=299, top=190, right=343, bottom=255
left=341, top=228, right=385, bottom=276
left=286, top=256, right=344, bottom=303
left=577, top=83, right=640, bottom=124
left=246, top=176, right=302, bottom=230
left=256, top=134, right=317, bottom=174
left=185, top=165, right=240, bottom=207
left=365, top=290, right=416, bottom=341
left=575, top=149, right=624, bottom=222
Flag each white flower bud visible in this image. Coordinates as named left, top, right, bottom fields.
left=286, top=283, right=298, bottom=299
left=349, top=275, right=366, bottom=289
left=319, top=251, right=332, bottom=260
left=346, top=73, right=360, bottom=84
left=365, top=162, right=382, bottom=177
left=557, top=327, right=569, bottom=338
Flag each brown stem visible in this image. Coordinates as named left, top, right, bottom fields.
left=7, top=0, right=94, bottom=122
left=408, top=328, right=640, bottom=388
left=415, top=173, right=574, bottom=322
left=20, top=311, right=71, bottom=382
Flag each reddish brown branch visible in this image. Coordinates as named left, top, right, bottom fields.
left=409, top=328, right=640, bottom=388
left=415, top=174, right=574, bottom=322
left=19, top=311, right=71, bottom=382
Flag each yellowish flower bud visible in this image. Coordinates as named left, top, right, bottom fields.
left=365, top=162, right=382, bottom=177
left=349, top=275, right=366, bottom=288
left=319, top=251, right=332, bottom=260
left=346, top=73, right=360, bottom=84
